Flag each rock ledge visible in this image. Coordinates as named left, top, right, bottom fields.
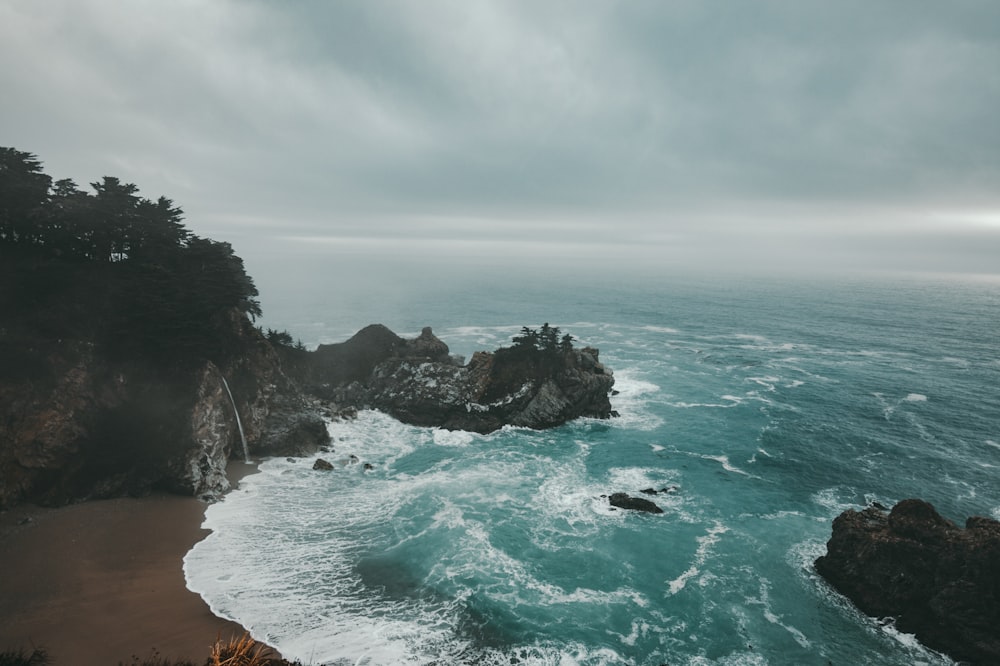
left=815, top=499, right=1000, bottom=664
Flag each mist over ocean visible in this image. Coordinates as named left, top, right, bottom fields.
left=185, top=262, right=1000, bottom=665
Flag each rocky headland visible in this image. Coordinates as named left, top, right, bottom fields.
left=281, top=324, right=616, bottom=434
left=815, top=499, right=1000, bottom=664
left=0, top=144, right=615, bottom=511
left=1, top=320, right=616, bottom=509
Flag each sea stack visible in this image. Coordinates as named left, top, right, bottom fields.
left=815, top=499, right=1000, bottom=664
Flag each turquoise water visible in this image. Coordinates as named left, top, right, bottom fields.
left=185, top=270, right=1000, bottom=665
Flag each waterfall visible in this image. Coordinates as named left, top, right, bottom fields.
left=220, top=375, right=251, bottom=463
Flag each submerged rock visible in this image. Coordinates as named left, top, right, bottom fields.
left=815, top=499, right=1000, bottom=664
left=609, top=492, right=664, bottom=514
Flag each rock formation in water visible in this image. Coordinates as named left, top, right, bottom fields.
left=609, top=492, right=664, bottom=514
left=815, top=499, right=1000, bottom=664
left=283, top=324, right=616, bottom=434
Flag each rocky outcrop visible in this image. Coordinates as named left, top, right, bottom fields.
left=609, top=493, right=664, bottom=514
left=300, top=325, right=616, bottom=434
left=815, top=499, right=1000, bottom=664
left=0, top=310, right=329, bottom=508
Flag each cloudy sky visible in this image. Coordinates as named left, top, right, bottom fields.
left=3, top=0, right=1000, bottom=279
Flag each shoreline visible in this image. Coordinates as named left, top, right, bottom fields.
left=0, top=461, right=267, bottom=665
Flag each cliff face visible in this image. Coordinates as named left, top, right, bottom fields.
left=294, top=325, right=616, bottom=434
left=815, top=499, right=1000, bottom=664
left=0, top=310, right=328, bottom=508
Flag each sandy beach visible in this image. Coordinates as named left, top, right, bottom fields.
left=0, top=462, right=261, bottom=665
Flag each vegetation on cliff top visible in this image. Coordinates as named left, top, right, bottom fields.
left=483, top=323, right=580, bottom=403
left=0, top=146, right=261, bottom=371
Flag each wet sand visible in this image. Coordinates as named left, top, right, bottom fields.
left=0, top=462, right=261, bottom=665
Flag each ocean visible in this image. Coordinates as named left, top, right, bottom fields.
left=184, top=265, right=1000, bottom=665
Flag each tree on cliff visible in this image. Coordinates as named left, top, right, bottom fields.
left=509, top=324, right=571, bottom=357
left=0, top=148, right=51, bottom=245
left=0, top=146, right=262, bottom=368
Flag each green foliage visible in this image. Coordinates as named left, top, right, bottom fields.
left=264, top=328, right=304, bottom=350
left=509, top=323, right=573, bottom=355
left=0, top=146, right=262, bottom=368
left=484, top=324, right=577, bottom=402
left=0, top=148, right=51, bottom=245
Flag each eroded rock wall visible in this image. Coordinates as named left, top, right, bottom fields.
left=0, top=312, right=329, bottom=508
left=815, top=499, right=1000, bottom=664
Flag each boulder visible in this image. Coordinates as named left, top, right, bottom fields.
left=312, top=458, right=334, bottom=471
left=609, top=492, right=664, bottom=514
left=815, top=499, right=1000, bottom=664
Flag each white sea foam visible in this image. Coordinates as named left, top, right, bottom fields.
left=811, top=487, right=859, bottom=516
left=641, top=325, right=681, bottom=334
left=987, top=440, right=1000, bottom=450
left=665, top=522, right=728, bottom=595
left=751, top=579, right=812, bottom=649
left=904, top=393, right=928, bottom=402
left=700, top=454, right=752, bottom=476
left=747, top=376, right=780, bottom=392
left=432, top=428, right=476, bottom=447
left=671, top=395, right=743, bottom=409
left=606, top=466, right=682, bottom=494
left=608, top=368, right=663, bottom=430
left=733, top=333, right=770, bottom=344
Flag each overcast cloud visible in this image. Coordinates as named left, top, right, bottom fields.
left=2, top=0, right=999, bottom=276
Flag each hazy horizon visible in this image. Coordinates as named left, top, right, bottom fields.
left=3, top=1, right=999, bottom=284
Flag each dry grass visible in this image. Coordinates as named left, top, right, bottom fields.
left=208, top=633, right=276, bottom=666
left=0, top=647, right=49, bottom=666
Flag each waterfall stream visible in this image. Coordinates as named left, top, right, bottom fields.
left=220, top=375, right=251, bottom=463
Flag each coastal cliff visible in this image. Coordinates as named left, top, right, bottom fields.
left=0, top=147, right=333, bottom=508
left=282, top=324, right=617, bottom=434
left=1, top=320, right=616, bottom=508
left=0, top=149, right=614, bottom=508
left=0, top=309, right=328, bottom=508
left=815, top=499, right=1000, bottom=664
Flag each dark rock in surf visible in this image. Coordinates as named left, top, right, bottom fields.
left=815, top=499, right=1000, bottom=664
left=609, top=492, right=664, bottom=514
left=312, top=458, right=334, bottom=471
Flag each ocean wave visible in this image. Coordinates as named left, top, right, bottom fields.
left=608, top=367, right=664, bottom=430
left=182, top=296, right=998, bottom=665
left=641, top=324, right=681, bottom=334
left=670, top=395, right=744, bottom=409
left=666, top=522, right=729, bottom=596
